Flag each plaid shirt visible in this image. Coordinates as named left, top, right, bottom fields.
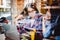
left=23, top=14, right=43, bottom=33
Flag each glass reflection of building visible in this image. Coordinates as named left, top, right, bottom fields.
left=0, top=0, right=11, bottom=18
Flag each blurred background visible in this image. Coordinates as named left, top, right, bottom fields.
left=0, top=0, right=60, bottom=40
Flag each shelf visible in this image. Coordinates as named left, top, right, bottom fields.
left=41, top=6, right=60, bottom=9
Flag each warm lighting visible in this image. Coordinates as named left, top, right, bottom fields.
left=43, top=0, right=47, bottom=1
left=0, top=0, right=3, bottom=5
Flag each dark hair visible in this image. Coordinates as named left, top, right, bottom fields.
left=21, top=7, right=28, bottom=16
left=0, top=17, right=6, bottom=23
left=31, top=3, right=39, bottom=13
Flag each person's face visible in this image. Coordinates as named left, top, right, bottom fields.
left=28, top=8, right=36, bottom=18
left=4, top=19, right=9, bottom=24
left=28, top=11, right=36, bottom=17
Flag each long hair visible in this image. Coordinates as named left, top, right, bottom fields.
left=21, top=7, right=28, bottom=16
left=31, top=3, right=39, bottom=13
